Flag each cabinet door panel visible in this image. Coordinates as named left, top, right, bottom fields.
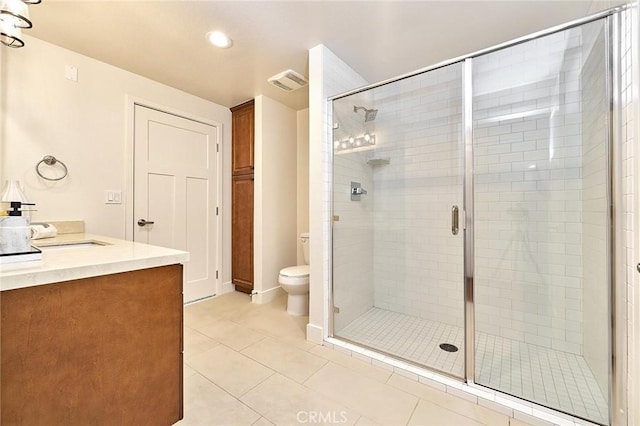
left=232, top=174, right=254, bottom=292
left=231, top=101, right=254, bottom=175
left=1, top=265, right=183, bottom=425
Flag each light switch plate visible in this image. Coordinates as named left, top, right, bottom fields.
left=105, top=190, right=122, bottom=204
left=65, top=65, right=78, bottom=82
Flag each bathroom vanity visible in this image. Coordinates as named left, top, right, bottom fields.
left=0, top=230, right=188, bottom=425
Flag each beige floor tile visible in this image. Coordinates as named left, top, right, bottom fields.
left=176, top=373, right=260, bottom=426
left=354, top=416, right=381, bottom=425
left=387, top=374, right=510, bottom=426
left=304, top=362, right=418, bottom=425
left=241, top=373, right=360, bottom=426
left=510, top=418, right=539, bottom=426
left=183, top=363, right=198, bottom=379
left=196, top=291, right=267, bottom=321
left=251, top=417, right=275, bottom=426
left=186, top=345, right=274, bottom=397
left=512, top=413, right=555, bottom=426
left=308, top=345, right=392, bottom=383
left=275, top=333, right=318, bottom=351
left=409, top=399, right=486, bottom=426
left=241, top=337, right=328, bottom=383
left=183, top=327, right=219, bottom=360
left=183, top=306, right=222, bottom=333
left=197, top=318, right=267, bottom=351
left=236, top=305, right=308, bottom=341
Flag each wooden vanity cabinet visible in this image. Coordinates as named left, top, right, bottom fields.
left=0, top=265, right=184, bottom=426
left=231, top=100, right=255, bottom=294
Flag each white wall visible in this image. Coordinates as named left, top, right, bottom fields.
left=308, top=44, right=368, bottom=343
left=1, top=36, right=233, bottom=288
left=253, top=95, right=298, bottom=303
left=297, top=109, right=309, bottom=264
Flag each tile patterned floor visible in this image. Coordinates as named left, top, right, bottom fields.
left=337, top=308, right=608, bottom=424
left=178, top=292, right=528, bottom=426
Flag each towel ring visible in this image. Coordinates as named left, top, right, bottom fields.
left=36, top=155, right=68, bottom=181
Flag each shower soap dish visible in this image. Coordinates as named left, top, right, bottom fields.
left=366, top=158, right=390, bottom=166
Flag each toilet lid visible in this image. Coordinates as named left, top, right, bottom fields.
left=280, top=265, right=309, bottom=278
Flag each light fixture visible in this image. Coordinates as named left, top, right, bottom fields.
left=334, top=133, right=376, bottom=153
left=207, top=31, right=233, bottom=49
left=0, top=0, right=31, bottom=29
left=0, top=19, right=22, bottom=47
left=0, top=0, right=41, bottom=48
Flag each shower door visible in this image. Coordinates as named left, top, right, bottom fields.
left=472, top=19, right=610, bottom=424
left=331, top=62, right=467, bottom=378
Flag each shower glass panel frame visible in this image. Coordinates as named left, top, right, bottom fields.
left=329, top=6, right=629, bottom=426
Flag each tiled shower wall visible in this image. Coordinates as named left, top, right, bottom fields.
left=620, top=5, right=638, bottom=424
left=370, top=66, right=465, bottom=327
left=332, top=100, right=375, bottom=330
left=580, top=22, right=609, bottom=400
left=321, top=49, right=372, bottom=333
left=335, top=23, right=611, bottom=359
left=472, top=26, right=593, bottom=356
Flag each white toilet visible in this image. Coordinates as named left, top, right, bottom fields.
left=279, top=233, right=310, bottom=316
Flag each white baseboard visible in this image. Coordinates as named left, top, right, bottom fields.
left=251, top=285, right=284, bottom=304
left=221, top=281, right=235, bottom=294
left=306, top=323, right=324, bottom=344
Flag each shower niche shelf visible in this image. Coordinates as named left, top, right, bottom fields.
left=366, top=158, right=390, bottom=166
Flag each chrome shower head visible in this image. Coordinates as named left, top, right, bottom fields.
left=354, top=105, right=378, bottom=122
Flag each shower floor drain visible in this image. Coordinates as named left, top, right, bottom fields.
left=439, top=343, right=459, bottom=353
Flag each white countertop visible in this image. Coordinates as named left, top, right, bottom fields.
left=0, top=233, right=189, bottom=291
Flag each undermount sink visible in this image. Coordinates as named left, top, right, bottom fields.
left=38, top=241, right=110, bottom=251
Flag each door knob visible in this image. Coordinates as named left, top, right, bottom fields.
left=137, top=219, right=155, bottom=227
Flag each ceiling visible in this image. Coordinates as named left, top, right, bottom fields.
left=26, top=0, right=622, bottom=110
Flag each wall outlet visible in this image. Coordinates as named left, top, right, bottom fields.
left=105, top=190, right=122, bottom=204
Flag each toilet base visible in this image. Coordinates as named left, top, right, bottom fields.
left=287, top=293, right=309, bottom=316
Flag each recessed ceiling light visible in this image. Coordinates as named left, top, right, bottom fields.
left=207, top=31, right=232, bottom=49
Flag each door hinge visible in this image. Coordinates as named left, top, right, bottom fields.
left=216, top=207, right=219, bottom=216
left=216, top=270, right=219, bottom=279
left=216, top=143, right=219, bottom=153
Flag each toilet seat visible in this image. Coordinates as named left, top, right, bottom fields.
left=279, top=265, right=309, bottom=286
left=279, top=265, right=309, bottom=278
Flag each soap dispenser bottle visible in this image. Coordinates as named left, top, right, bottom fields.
left=0, top=180, right=31, bottom=221
left=0, top=201, right=33, bottom=255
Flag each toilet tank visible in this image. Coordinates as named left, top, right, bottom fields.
left=300, top=233, right=310, bottom=265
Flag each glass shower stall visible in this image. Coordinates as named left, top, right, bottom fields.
left=330, top=9, right=626, bottom=425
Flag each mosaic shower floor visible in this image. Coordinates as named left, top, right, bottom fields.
left=337, top=308, right=608, bottom=424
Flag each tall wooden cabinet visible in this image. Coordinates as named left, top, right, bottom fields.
left=231, top=100, right=255, bottom=294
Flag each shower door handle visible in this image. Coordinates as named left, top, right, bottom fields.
left=451, top=205, right=459, bottom=235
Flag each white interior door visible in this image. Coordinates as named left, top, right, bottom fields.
left=134, top=105, right=219, bottom=303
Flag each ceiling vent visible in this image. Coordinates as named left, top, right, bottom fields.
left=268, top=69, right=308, bottom=92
